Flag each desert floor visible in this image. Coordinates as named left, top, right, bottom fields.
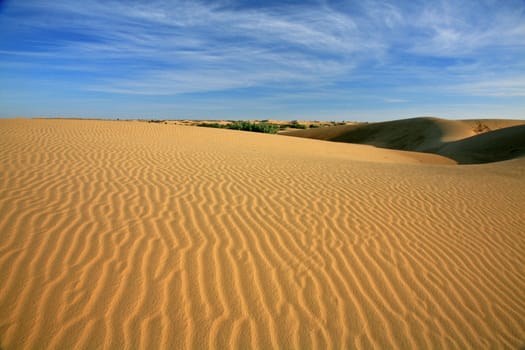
left=1, top=118, right=524, bottom=349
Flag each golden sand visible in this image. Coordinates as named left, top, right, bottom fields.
left=282, top=116, right=525, bottom=164
left=1, top=118, right=524, bottom=349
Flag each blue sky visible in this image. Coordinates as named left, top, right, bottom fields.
left=1, top=0, right=524, bottom=121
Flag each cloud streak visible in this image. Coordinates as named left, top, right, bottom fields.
left=1, top=0, right=524, bottom=118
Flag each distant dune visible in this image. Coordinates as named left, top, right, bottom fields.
left=282, top=117, right=525, bottom=164
left=1, top=118, right=524, bottom=349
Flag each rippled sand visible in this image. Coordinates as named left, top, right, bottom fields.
left=1, top=118, right=524, bottom=349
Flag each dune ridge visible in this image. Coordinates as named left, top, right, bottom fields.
left=282, top=117, right=525, bottom=164
left=1, top=118, right=524, bottom=349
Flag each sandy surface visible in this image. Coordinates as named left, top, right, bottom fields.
left=1, top=118, right=524, bottom=349
left=282, top=117, right=525, bottom=164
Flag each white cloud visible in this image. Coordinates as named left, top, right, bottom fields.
left=2, top=0, right=371, bottom=93
left=408, top=0, right=525, bottom=56
left=455, top=77, right=525, bottom=97
left=1, top=0, right=524, bottom=99
left=384, top=98, right=408, bottom=103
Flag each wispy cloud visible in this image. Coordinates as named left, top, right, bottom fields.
left=2, top=0, right=372, bottom=94
left=384, top=98, right=408, bottom=103
left=1, top=0, right=524, bottom=118
left=408, top=0, right=525, bottom=57
left=455, top=76, right=525, bottom=97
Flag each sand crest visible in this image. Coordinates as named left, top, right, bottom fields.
left=282, top=117, right=525, bottom=164
left=0, top=118, right=524, bottom=349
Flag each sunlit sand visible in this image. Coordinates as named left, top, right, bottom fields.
left=1, top=118, right=524, bottom=349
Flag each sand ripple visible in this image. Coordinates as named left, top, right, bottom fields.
left=0, top=119, right=524, bottom=349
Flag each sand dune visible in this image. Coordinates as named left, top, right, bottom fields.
left=438, top=124, right=525, bottom=164
left=282, top=117, right=525, bottom=164
left=1, top=118, right=524, bottom=349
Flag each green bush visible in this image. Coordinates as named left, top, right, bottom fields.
left=292, top=123, right=307, bottom=129
left=196, top=121, right=279, bottom=134
left=226, top=121, right=279, bottom=134
left=196, top=122, right=223, bottom=128
left=281, top=122, right=307, bottom=129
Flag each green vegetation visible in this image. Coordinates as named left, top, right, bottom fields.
left=329, top=121, right=347, bottom=126
left=282, top=123, right=307, bottom=129
left=196, top=119, right=341, bottom=133
left=196, top=122, right=222, bottom=128
left=279, top=121, right=308, bottom=129
left=227, top=121, right=280, bottom=133
left=197, top=121, right=280, bottom=134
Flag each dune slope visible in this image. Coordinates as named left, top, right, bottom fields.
left=438, top=124, right=525, bottom=164
left=283, top=117, right=525, bottom=164
left=0, top=119, right=524, bottom=349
